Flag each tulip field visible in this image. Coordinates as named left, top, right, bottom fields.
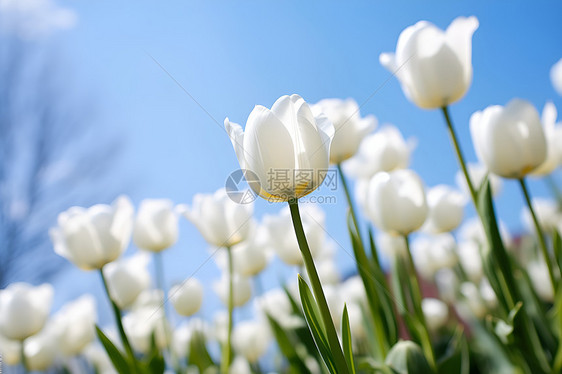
left=2, top=7, right=562, bottom=374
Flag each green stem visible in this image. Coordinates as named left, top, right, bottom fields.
left=519, top=178, right=557, bottom=289
left=337, top=163, right=389, bottom=357
left=288, top=199, right=349, bottom=373
left=403, top=235, right=436, bottom=370
left=99, top=268, right=139, bottom=372
left=20, top=339, right=29, bottom=373
left=221, top=246, right=234, bottom=374
left=441, top=106, right=477, bottom=204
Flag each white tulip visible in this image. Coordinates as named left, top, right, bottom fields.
left=344, top=125, right=413, bottom=180
left=480, top=278, right=498, bottom=309
left=50, top=196, right=134, bottom=270
left=366, top=169, right=428, bottom=235
left=346, top=302, right=367, bottom=341
left=457, top=283, right=486, bottom=319
left=470, top=99, right=547, bottom=179
left=178, top=188, right=253, bottom=248
left=521, top=198, right=560, bottom=233
left=170, top=278, right=204, bottom=317
left=531, top=101, right=562, bottom=176
left=172, top=318, right=209, bottom=357
left=232, top=320, right=271, bottom=363
left=528, top=260, right=555, bottom=302
left=412, top=234, right=458, bottom=280
left=340, top=276, right=367, bottom=307
left=0, top=283, right=53, bottom=341
left=423, top=184, right=465, bottom=233
left=84, top=344, right=115, bottom=374
left=422, top=298, right=449, bottom=331
left=24, top=322, right=60, bottom=371
left=456, top=241, right=483, bottom=283
left=133, top=199, right=178, bottom=252
left=212, top=310, right=229, bottom=344
left=123, top=306, right=170, bottom=354
left=551, top=58, right=562, bottom=96
left=458, top=216, right=513, bottom=249
left=53, top=294, right=97, bottom=356
left=213, top=273, right=252, bottom=308
left=435, top=268, right=458, bottom=304
left=376, top=232, right=408, bottom=260
left=455, top=162, right=503, bottom=198
left=229, top=356, right=252, bottom=374
left=380, top=16, right=479, bottom=109
left=225, top=94, right=335, bottom=202
left=311, top=98, right=376, bottom=164
left=0, top=334, right=21, bottom=365
left=263, top=204, right=326, bottom=266
left=254, top=289, right=304, bottom=330
left=103, top=252, right=152, bottom=309
left=229, top=229, right=271, bottom=277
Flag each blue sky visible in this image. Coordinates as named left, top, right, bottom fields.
left=47, top=1, right=562, bottom=317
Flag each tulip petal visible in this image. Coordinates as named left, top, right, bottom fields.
left=224, top=118, right=247, bottom=170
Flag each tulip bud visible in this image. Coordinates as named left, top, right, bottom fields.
left=213, top=273, right=252, bottom=308
left=552, top=58, right=562, bottom=96
left=423, top=184, right=465, bottom=234
left=344, top=125, right=413, bottom=180
left=170, top=278, right=204, bottom=317
left=366, top=169, right=428, bottom=235
left=133, top=199, right=179, bottom=252
left=457, top=241, right=483, bottom=282
left=229, top=356, right=252, bottom=374
left=53, top=295, right=97, bottom=356
left=254, top=289, right=304, bottom=329
left=311, top=98, right=376, bottom=164
left=103, top=252, right=151, bottom=309
left=470, top=99, right=547, bottom=179
left=225, top=94, right=335, bottom=202
left=422, top=298, right=449, bottom=331
left=0, top=283, right=53, bottom=341
left=531, top=102, right=562, bottom=176
left=178, top=188, right=253, bottom=248
left=380, top=16, right=479, bottom=109
left=232, top=320, right=271, bottom=363
left=50, top=196, right=134, bottom=270
left=230, top=230, right=271, bottom=277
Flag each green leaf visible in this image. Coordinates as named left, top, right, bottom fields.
left=188, top=330, right=215, bottom=373
left=95, top=325, right=132, bottom=374
left=266, top=314, right=312, bottom=374
left=341, top=305, right=356, bottom=374
left=298, top=275, right=338, bottom=374
left=141, top=330, right=165, bottom=374
left=436, top=328, right=469, bottom=374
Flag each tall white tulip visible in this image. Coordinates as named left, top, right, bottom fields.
left=170, top=278, right=204, bottom=317
left=225, top=94, right=335, bottom=201
left=178, top=188, right=253, bottom=248
left=412, top=234, right=458, bottom=280
left=423, top=184, right=465, bottom=234
left=311, top=98, right=376, bottom=164
left=531, top=102, right=562, bottom=176
left=470, top=99, right=547, bottom=179
left=380, top=16, right=479, bottom=109
left=103, top=252, right=152, bottom=309
left=366, top=169, right=428, bottom=235
left=24, top=323, right=60, bottom=371
left=0, top=283, right=53, bottom=341
left=133, top=199, right=179, bottom=252
left=53, top=294, right=97, bottom=356
left=50, top=196, right=134, bottom=270
left=551, top=58, right=562, bottom=96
